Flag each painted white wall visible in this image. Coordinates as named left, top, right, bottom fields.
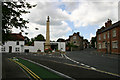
left=0, top=45, right=1, bottom=53
left=2, top=41, right=24, bottom=53
left=1, top=41, right=66, bottom=53
left=34, top=41, right=45, bottom=52
left=58, top=42, right=66, bottom=51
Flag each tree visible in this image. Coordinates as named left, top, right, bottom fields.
left=34, top=34, right=45, bottom=41
left=24, top=36, right=30, bottom=45
left=2, top=1, right=36, bottom=42
left=91, top=36, right=96, bottom=48
left=57, top=38, right=65, bottom=42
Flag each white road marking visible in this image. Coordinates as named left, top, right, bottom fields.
left=90, top=67, right=97, bottom=70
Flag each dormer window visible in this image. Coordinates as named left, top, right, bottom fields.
left=16, top=41, right=19, bottom=45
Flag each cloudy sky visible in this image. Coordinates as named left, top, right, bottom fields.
left=12, top=0, right=119, bottom=41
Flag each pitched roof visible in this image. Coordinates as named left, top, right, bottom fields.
left=97, top=21, right=120, bottom=34
left=8, top=33, right=24, bottom=41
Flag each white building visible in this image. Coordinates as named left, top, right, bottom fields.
left=1, top=33, right=66, bottom=53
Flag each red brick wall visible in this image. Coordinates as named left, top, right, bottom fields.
left=97, top=26, right=120, bottom=54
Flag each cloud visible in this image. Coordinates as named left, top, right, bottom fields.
left=88, top=33, right=95, bottom=41
left=12, top=21, right=71, bottom=41
left=22, top=2, right=70, bottom=26
left=69, top=2, right=118, bottom=27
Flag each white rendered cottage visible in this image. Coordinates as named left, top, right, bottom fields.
left=1, top=33, right=66, bottom=53
left=1, top=33, right=25, bottom=53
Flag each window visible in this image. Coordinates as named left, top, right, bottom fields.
left=98, top=43, right=101, bottom=49
left=112, top=41, right=118, bottom=48
left=15, top=47, right=20, bottom=52
left=112, top=29, right=116, bottom=37
left=98, top=35, right=101, bottom=40
left=108, top=32, right=109, bottom=38
left=102, top=42, right=106, bottom=48
left=16, top=41, right=19, bottom=45
left=103, top=33, right=106, bottom=39
left=1, top=47, right=5, bottom=51
left=73, top=36, right=76, bottom=40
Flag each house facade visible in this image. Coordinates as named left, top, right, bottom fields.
left=1, top=33, right=66, bottom=53
left=66, top=32, right=83, bottom=51
left=96, top=19, right=120, bottom=54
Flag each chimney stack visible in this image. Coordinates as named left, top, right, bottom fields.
left=105, top=19, right=112, bottom=27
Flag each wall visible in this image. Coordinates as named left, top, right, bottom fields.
left=2, top=41, right=24, bottom=53
left=1, top=41, right=66, bottom=53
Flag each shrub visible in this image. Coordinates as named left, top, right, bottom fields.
left=45, top=48, right=52, bottom=53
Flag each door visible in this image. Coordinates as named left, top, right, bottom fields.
left=107, top=43, right=110, bottom=53
left=9, top=46, right=12, bottom=53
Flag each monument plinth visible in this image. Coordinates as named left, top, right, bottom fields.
left=45, top=16, right=51, bottom=49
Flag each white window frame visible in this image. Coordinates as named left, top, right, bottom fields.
left=1, top=47, right=5, bottom=52
left=112, top=29, right=116, bottom=37
left=112, top=41, right=118, bottom=49
left=98, top=43, right=101, bottom=49
left=102, top=42, right=106, bottom=49
left=15, top=47, right=20, bottom=52
left=103, top=33, right=106, bottom=39
left=98, top=35, right=101, bottom=40
left=107, top=31, right=109, bottom=38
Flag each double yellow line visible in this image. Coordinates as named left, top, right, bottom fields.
left=9, top=58, right=42, bottom=80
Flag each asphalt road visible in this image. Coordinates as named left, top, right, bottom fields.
left=66, top=48, right=120, bottom=74
left=2, top=50, right=120, bottom=80
left=2, top=54, right=30, bottom=80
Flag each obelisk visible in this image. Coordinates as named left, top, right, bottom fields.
left=45, top=16, right=51, bottom=49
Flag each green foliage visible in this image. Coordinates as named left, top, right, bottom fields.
left=2, top=1, right=36, bottom=42
left=45, top=48, right=52, bottom=53
left=91, top=36, right=96, bottom=48
left=34, top=34, right=45, bottom=41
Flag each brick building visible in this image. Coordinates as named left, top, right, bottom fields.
left=66, top=32, right=83, bottom=51
left=96, top=19, right=120, bottom=54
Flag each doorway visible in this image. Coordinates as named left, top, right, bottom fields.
left=107, top=43, right=110, bottom=53
left=9, top=46, right=12, bottom=53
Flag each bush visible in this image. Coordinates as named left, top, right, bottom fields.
left=45, top=48, right=52, bottom=53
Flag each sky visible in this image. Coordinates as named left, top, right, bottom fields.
left=12, top=0, right=119, bottom=41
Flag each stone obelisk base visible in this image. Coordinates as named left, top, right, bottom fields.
left=45, top=43, right=51, bottom=49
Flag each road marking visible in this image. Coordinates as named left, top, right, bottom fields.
left=19, top=66, right=32, bottom=80
left=48, top=59, right=120, bottom=78
left=63, top=54, right=120, bottom=77
left=20, top=57, right=75, bottom=80
left=9, top=58, right=42, bottom=80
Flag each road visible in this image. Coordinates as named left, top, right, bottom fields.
left=2, top=49, right=120, bottom=80
left=66, top=48, right=119, bottom=74
left=2, top=54, right=30, bottom=80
